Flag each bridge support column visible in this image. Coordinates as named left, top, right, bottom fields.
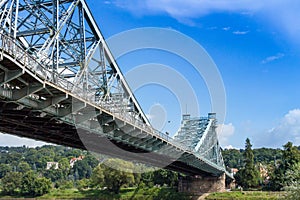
left=178, top=173, right=225, bottom=196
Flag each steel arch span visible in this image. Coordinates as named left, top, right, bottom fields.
left=0, top=0, right=233, bottom=179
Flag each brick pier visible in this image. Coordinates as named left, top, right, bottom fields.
left=178, top=173, right=226, bottom=195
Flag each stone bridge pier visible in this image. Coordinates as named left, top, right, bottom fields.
left=178, top=173, right=226, bottom=196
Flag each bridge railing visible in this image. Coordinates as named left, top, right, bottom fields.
left=0, top=33, right=50, bottom=82
left=0, top=33, right=178, bottom=146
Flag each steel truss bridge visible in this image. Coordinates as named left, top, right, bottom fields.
left=0, top=0, right=232, bottom=178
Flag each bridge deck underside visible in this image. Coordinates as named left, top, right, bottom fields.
left=0, top=53, right=225, bottom=177
left=0, top=100, right=211, bottom=176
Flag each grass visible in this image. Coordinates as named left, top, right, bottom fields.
left=40, top=188, right=119, bottom=199
left=0, top=187, right=190, bottom=200
left=205, top=191, right=286, bottom=200
left=1, top=188, right=286, bottom=200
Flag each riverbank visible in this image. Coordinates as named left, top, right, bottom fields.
left=0, top=187, right=190, bottom=200
left=206, top=191, right=286, bottom=200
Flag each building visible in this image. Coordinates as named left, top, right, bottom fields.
left=259, top=163, right=270, bottom=184
left=231, top=168, right=239, bottom=176
left=70, top=155, right=84, bottom=168
left=46, top=162, right=59, bottom=170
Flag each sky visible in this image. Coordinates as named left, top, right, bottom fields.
left=1, top=0, right=300, bottom=149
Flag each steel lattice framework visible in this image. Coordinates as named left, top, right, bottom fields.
left=0, top=0, right=232, bottom=179
left=174, top=113, right=224, bottom=168
left=0, top=0, right=150, bottom=126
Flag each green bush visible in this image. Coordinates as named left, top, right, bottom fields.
left=0, top=172, right=22, bottom=195
left=76, top=178, right=91, bottom=191
left=57, top=180, right=74, bottom=190
left=21, top=171, right=52, bottom=196
left=32, top=177, right=52, bottom=196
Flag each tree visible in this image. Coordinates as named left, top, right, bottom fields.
left=235, top=138, right=260, bottom=189
left=0, top=163, right=12, bottom=178
left=31, top=177, right=52, bottom=196
left=152, top=169, right=178, bottom=187
left=58, top=157, right=71, bottom=179
left=91, top=165, right=104, bottom=188
left=0, top=172, right=22, bottom=195
left=253, top=147, right=282, bottom=164
left=92, top=159, right=135, bottom=193
left=24, top=148, right=38, bottom=168
left=282, top=142, right=300, bottom=170
left=17, top=161, right=31, bottom=173
left=84, top=154, right=99, bottom=169
left=20, top=171, right=36, bottom=196
left=71, top=155, right=98, bottom=180
left=269, top=142, right=300, bottom=190
left=76, top=179, right=91, bottom=191
left=283, top=162, right=300, bottom=200
left=269, top=159, right=285, bottom=191
left=222, top=149, right=243, bottom=168
left=5, top=152, right=22, bottom=169
left=21, top=171, right=51, bottom=196
left=141, top=171, right=154, bottom=187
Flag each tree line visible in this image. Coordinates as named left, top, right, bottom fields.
left=226, top=139, right=300, bottom=199
left=0, top=145, right=179, bottom=197
left=0, top=140, right=299, bottom=198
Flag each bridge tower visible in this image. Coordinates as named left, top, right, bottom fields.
left=174, top=113, right=227, bottom=195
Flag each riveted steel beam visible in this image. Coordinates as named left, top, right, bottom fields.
left=37, top=94, right=68, bottom=109
left=12, top=84, right=44, bottom=100
left=0, top=69, right=24, bottom=86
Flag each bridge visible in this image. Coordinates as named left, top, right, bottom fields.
left=0, top=0, right=233, bottom=194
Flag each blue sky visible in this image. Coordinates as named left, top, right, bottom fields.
left=1, top=0, right=300, bottom=149
left=92, top=0, right=300, bottom=149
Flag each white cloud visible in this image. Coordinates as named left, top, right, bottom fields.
left=207, top=26, right=217, bottom=30
left=0, top=133, right=49, bottom=147
left=261, top=53, right=284, bottom=64
left=232, top=30, right=249, bottom=35
left=263, top=109, right=300, bottom=147
left=223, top=145, right=237, bottom=149
left=112, top=0, right=300, bottom=44
left=216, top=123, right=235, bottom=147
left=222, top=27, right=231, bottom=31
left=114, top=0, right=263, bottom=18
left=261, top=1, right=300, bottom=44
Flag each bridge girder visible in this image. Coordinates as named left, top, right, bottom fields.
left=0, top=0, right=233, bottom=179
